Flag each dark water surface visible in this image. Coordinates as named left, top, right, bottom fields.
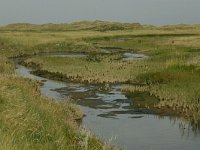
left=15, top=57, right=200, bottom=150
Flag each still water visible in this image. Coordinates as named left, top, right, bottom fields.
left=15, top=56, right=200, bottom=150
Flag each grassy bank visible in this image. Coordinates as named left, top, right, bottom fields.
left=0, top=36, right=110, bottom=149
left=0, top=25, right=109, bottom=150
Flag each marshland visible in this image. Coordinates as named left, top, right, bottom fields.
left=1, top=21, right=200, bottom=149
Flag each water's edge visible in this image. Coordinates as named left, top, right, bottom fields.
left=14, top=54, right=200, bottom=150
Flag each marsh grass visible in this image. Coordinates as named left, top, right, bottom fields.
left=0, top=55, right=14, bottom=74
left=20, top=29, right=200, bottom=124
left=0, top=49, right=108, bottom=149
left=24, top=54, right=147, bottom=84
left=0, top=73, right=109, bottom=149
left=1, top=22, right=200, bottom=148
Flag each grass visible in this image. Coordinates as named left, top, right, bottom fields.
left=1, top=21, right=200, bottom=148
left=25, top=52, right=200, bottom=125
left=0, top=55, right=14, bottom=74
left=24, top=54, right=141, bottom=84
left=0, top=56, right=108, bottom=149
left=0, top=20, right=143, bottom=32
left=0, top=27, right=116, bottom=149
left=16, top=26, right=200, bottom=125
left=5, top=77, right=111, bottom=149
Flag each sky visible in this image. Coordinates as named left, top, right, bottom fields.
left=0, top=0, right=200, bottom=26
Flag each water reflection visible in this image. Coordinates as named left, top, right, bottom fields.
left=38, top=51, right=148, bottom=62
left=15, top=59, right=200, bottom=150
left=123, top=53, right=148, bottom=61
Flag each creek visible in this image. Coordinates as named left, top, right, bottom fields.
left=14, top=53, right=200, bottom=150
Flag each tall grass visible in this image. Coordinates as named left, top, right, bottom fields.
left=0, top=73, right=109, bottom=149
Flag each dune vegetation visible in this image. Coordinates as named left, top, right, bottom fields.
left=1, top=21, right=200, bottom=148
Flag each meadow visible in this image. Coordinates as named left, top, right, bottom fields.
left=1, top=21, right=200, bottom=148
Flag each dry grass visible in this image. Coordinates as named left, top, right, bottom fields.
left=0, top=72, right=110, bottom=149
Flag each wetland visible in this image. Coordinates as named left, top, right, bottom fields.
left=15, top=52, right=200, bottom=150
left=1, top=21, right=200, bottom=149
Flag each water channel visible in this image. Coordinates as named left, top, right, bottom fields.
left=14, top=53, right=200, bottom=150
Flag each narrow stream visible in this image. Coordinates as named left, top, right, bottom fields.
left=14, top=54, right=200, bottom=150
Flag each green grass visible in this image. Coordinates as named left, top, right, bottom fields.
left=0, top=30, right=112, bottom=149
left=25, top=54, right=140, bottom=84
left=0, top=55, right=14, bottom=74
left=1, top=21, right=200, bottom=148
left=0, top=74, right=108, bottom=149
left=18, top=28, right=200, bottom=124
